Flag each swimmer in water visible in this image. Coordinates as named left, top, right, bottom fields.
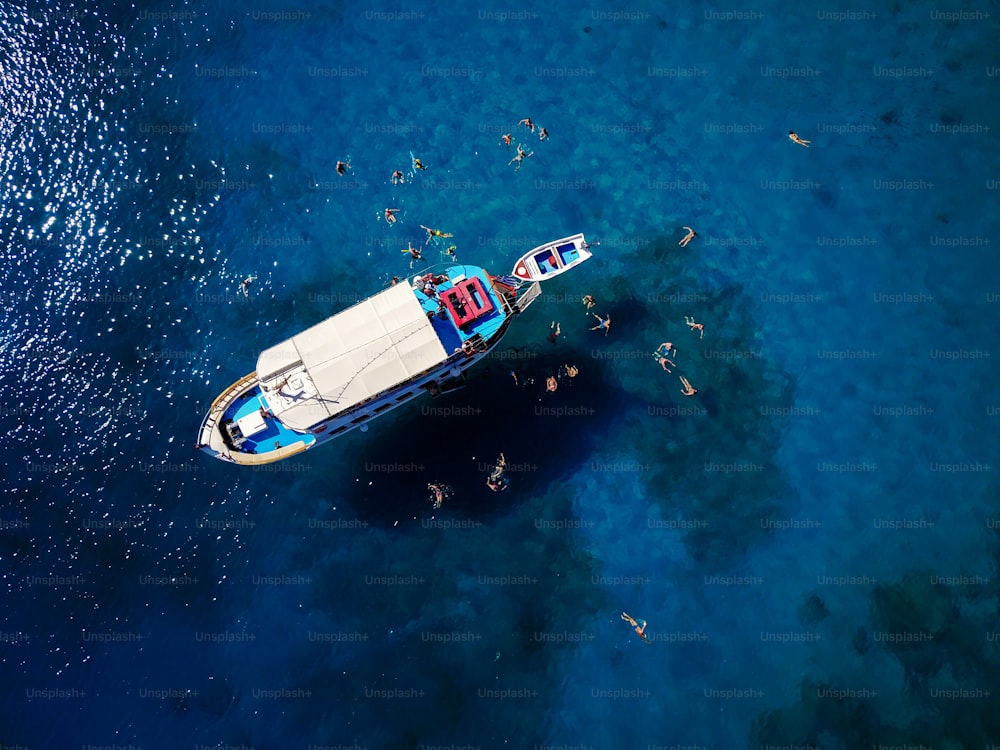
left=788, top=131, right=811, bottom=148
left=428, top=482, right=448, bottom=509
left=653, top=342, right=676, bottom=371
left=509, top=143, right=533, bottom=171
left=679, top=227, right=697, bottom=248
left=621, top=612, right=650, bottom=644
left=420, top=225, right=453, bottom=244
left=486, top=453, right=508, bottom=492
left=680, top=376, right=698, bottom=396
left=336, top=161, right=351, bottom=175
left=402, top=241, right=424, bottom=267
left=684, top=316, right=705, bottom=339
left=240, top=275, right=257, bottom=297
left=590, top=313, right=611, bottom=336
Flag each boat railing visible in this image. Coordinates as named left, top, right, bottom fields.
left=225, top=440, right=309, bottom=465
left=197, top=371, right=259, bottom=447
left=209, top=372, right=258, bottom=415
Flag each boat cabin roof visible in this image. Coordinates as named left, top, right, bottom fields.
left=256, top=282, right=448, bottom=430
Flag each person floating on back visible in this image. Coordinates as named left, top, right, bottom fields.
left=518, top=117, right=534, bottom=132
left=590, top=313, right=611, bottom=336
left=240, top=275, right=257, bottom=298
left=679, top=226, right=697, bottom=248
left=680, top=375, right=698, bottom=397
left=621, top=612, right=651, bottom=644
left=788, top=131, right=810, bottom=147
left=685, top=316, right=705, bottom=339
left=384, top=207, right=400, bottom=224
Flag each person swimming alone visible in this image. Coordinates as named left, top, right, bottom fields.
left=621, top=612, right=651, bottom=644
left=486, top=453, right=508, bottom=492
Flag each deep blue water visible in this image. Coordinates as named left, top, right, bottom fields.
left=2, top=0, right=999, bottom=748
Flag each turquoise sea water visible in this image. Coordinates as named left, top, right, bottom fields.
left=2, top=0, right=999, bottom=748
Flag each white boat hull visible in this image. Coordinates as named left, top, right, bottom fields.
left=512, top=233, right=591, bottom=281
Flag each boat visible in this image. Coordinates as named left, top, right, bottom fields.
left=511, top=233, right=592, bottom=282
left=197, top=238, right=590, bottom=465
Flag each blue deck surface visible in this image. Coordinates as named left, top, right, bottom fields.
left=226, top=388, right=315, bottom=452
left=412, top=264, right=509, bottom=348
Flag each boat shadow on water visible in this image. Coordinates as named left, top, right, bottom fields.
left=322, top=342, right=640, bottom=529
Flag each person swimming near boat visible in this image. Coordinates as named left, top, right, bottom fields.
left=502, top=133, right=512, bottom=148
left=412, top=156, right=428, bottom=170
left=684, top=316, right=704, bottom=339
left=679, top=226, right=697, bottom=248
left=443, top=245, right=457, bottom=260
left=621, top=612, right=651, bottom=644
left=402, top=241, right=425, bottom=267
left=336, top=161, right=351, bottom=176
left=680, top=375, right=698, bottom=396
left=590, top=313, right=611, bottom=335
left=391, top=169, right=405, bottom=184
left=486, top=453, right=508, bottom=492
left=518, top=117, right=534, bottom=132
left=538, top=127, right=549, bottom=141
left=788, top=131, right=810, bottom=147
left=240, top=275, right=257, bottom=297
left=428, top=482, right=451, bottom=509
left=547, top=321, right=561, bottom=344
left=581, top=294, right=595, bottom=312
left=653, top=342, right=676, bottom=371
left=509, top=144, right=533, bottom=171
left=420, top=225, right=453, bottom=244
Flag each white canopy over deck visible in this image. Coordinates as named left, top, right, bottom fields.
left=256, top=283, right=449, bottom=431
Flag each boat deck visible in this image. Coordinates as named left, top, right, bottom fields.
left=411, top=265, right=510, bottom=350
left=223, top=387, right=315, bottom=454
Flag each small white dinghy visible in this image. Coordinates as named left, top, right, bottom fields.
left=511, top=233, right=592, bottom=282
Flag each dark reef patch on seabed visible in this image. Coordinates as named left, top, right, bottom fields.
left=750, top=532, right=1000, bottom=748
left=613, top=277, right=798, bottom=572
